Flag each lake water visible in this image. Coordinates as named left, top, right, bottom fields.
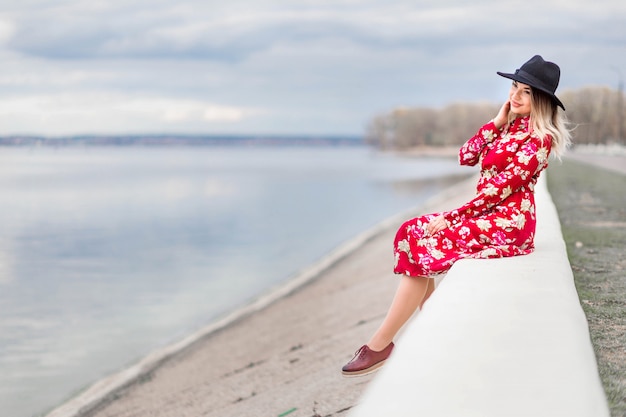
left=0, top=145, right=469, bottom=417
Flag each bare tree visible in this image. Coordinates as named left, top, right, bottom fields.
left=366, top=86, right=626, bottom=149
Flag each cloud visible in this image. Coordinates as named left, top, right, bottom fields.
left=6, top=1, right=625, bottom=61
left=0, top=17, right=16, bottom=44
left=116, top=97, right=248, bottom=123
left=0, top=0, right=625, bottom=135
left=0, top=92, right=259, bottom=135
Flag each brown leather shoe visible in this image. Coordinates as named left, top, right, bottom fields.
left=341, top=342, right=394, bottom=377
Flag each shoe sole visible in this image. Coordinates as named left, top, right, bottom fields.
left=341, top=359, right=387, bottom=378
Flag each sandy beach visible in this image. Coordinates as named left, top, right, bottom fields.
left=55, top=176, right=477, bottom=417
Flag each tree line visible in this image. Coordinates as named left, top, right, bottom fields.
left=365, top=86, right=626, bottom=150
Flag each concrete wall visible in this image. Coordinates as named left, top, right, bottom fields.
left=349, top=176, right=609, bottom=417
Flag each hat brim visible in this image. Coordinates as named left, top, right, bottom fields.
left=497, top=71, right=565, bottom=110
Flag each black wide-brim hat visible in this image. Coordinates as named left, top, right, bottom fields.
left=497, top=55, right=565, bottom=110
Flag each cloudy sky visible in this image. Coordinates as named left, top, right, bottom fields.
left=0, top=0, right=625, bottom=137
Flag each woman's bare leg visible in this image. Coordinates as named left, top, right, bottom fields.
left=366, top=275, right=431, bottom=351
left=420, top=277, right=436, bottom=309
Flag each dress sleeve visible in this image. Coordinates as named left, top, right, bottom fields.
left=444, top=135, right=551, bottom=225
left=458, top=121, right=502, bottom=167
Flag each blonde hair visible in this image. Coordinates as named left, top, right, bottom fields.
left=529, top=90, right=571, bottom=159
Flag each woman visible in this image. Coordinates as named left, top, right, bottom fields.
left=342, top=55, right=571, bottom=377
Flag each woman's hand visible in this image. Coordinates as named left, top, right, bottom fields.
left=493, top=100, right=510, bottom=129
left=426, top=215, right=448, bottom=235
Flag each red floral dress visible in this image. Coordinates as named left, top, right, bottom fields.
left=393, top=116, right=552, bottom=277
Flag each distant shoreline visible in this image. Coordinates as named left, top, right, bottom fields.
left=0, top=137, right=460, bottom=154
left=0, top=134, right=364, bottom=147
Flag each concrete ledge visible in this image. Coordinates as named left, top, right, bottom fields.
left=350, top=175, right=609, bottom=417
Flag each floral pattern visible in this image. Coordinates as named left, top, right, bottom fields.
left=393, top=116, right=551, bottom=277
